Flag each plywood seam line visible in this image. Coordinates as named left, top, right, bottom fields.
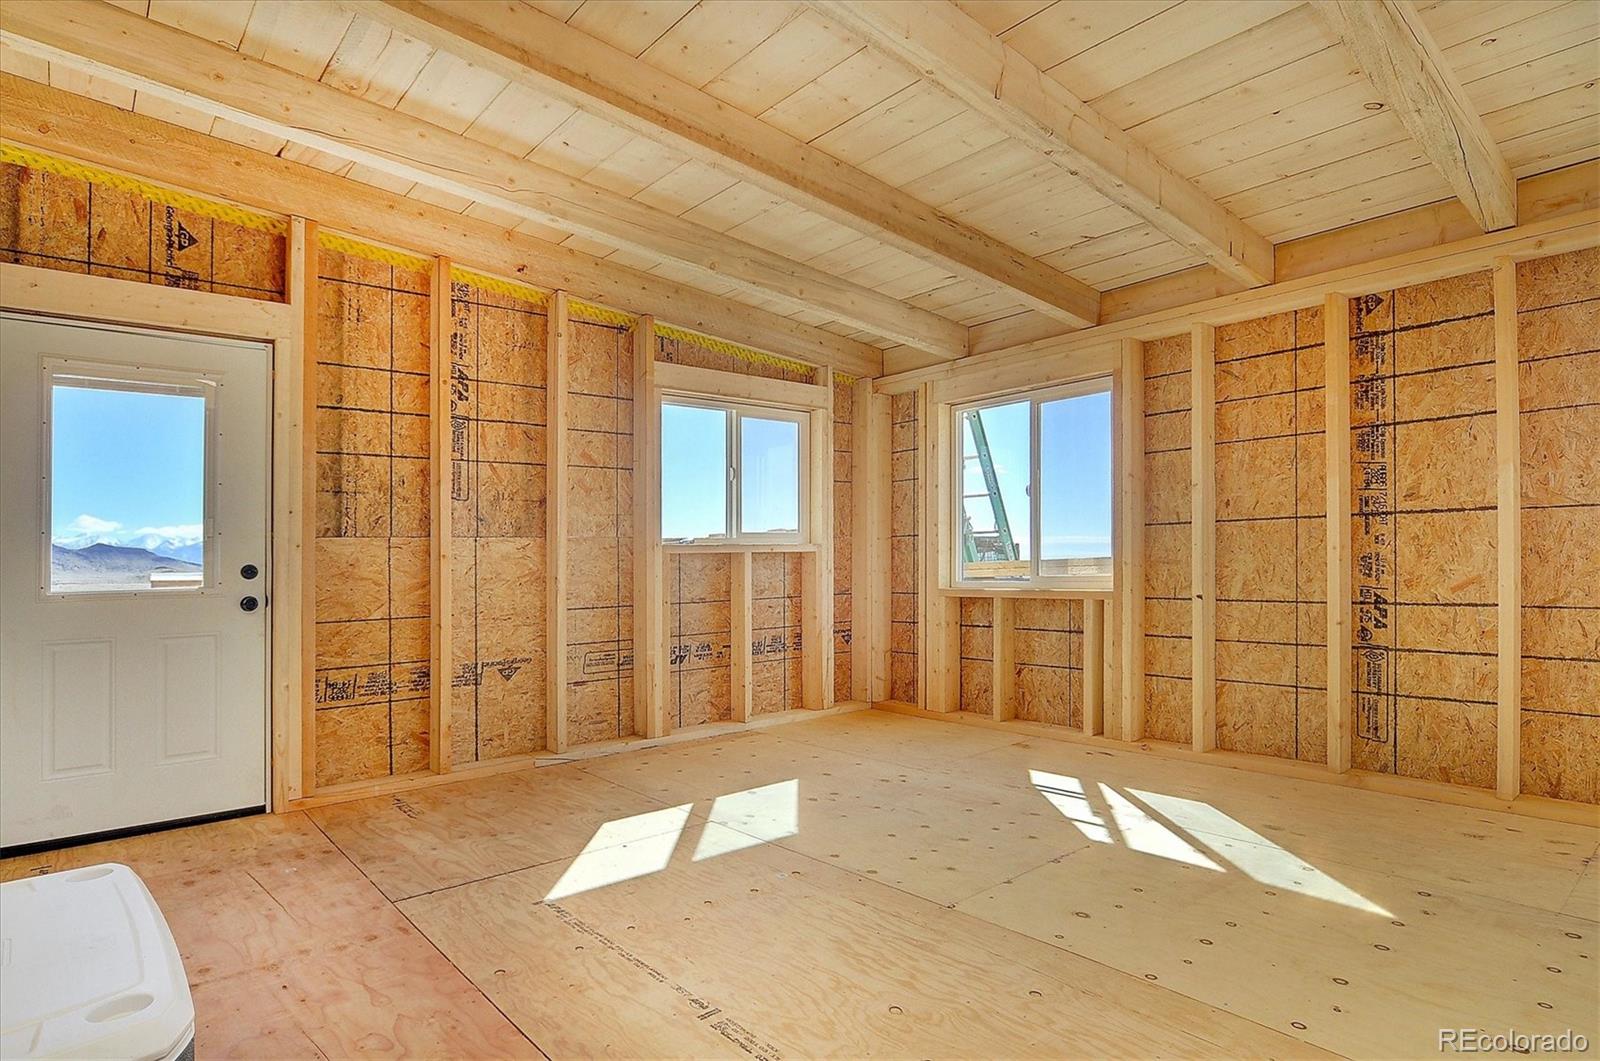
left=0, top=140, right=288, bottom=234
left=0, top=0, right=963, bottom=359
left=0, top=73, right=881, bottom=377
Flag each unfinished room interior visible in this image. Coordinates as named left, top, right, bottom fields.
left=0, top=0, right=1597, bottom=1057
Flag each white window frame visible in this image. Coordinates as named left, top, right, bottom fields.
left=659, top=394, right=809, bottom=545
left=951, top=376, right=1113, bottom=590
left=40, top=357, right=220, bottom=600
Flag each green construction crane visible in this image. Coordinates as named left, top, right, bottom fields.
left=959, top=410, right=1017, bottom=564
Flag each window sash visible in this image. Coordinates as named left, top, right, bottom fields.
left=659, top=395, right=808, bottom=544
left=951, top=377, right=1112, bottom=589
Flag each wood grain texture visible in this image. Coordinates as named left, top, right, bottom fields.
left=0, top=0, right=965, bottom=358
left=811, top=0, right=1275, bottom=287
left=6, top=712, right=1591, bottom=1058
left=360, top=0, right=1101, bottom=328
left=1315, top=0, right=1517, bottom=231
left=0, top=73, right=882, bottom=376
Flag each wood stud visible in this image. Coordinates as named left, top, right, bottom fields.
left=296, top=219, right=319, bottom=800
left=631, top=317, right=667, bottom=740
left=428, top=256, right=452, bottom=774
left=1190, top=324, right=1217, bottom=753
left=545, top=291, right=571, bottom=754
left=1493, top=258, right=1521, bottom=800
left=1115, top=339, right=1146, bottom=742
left=1324, top=292, right=1354, bottom=775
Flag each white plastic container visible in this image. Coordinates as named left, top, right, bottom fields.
left=0, top=863, right=195, bottom=1060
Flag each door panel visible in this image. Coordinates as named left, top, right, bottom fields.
left=1, top=314, right=270, bottom=849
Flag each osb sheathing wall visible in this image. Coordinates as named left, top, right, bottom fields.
left=1348, top=273, right=1498, bottom=787
left=1142, top=334, right=1193, bottom=744
left=666, top=553, right=733, bottom=728
left=447, top=278, right=548, bottom=764
left=1213, top=310, right=1328, bottom=764
left=1014, top=599, right=1085, bottom=728
left=959, top=598, right=994, bottom=714
left=1517, top=248, right=1600, bottom=803
left=657, top=331, right=813, bottom=383
left=895, top=245, right=1594, bottom=806
left=0, top=160, right=285, bottom=300
left=833, top=377, right=855, bottom=702
left=312, top=249, right=432, bottom=787
left=566, top=319, right=636, bottom=745
left=752, top=552, right=805, bottom=713
left=890, top=392, right=920, bottom=704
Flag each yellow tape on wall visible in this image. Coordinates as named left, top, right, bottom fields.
left=449, top=264, right=550, bottom=307
left=2, top=143, right=846, bottom=380
left=316, top=229, right=431, bottom=271
left=1, top=141, right=289, bottom=235
left=656, top=321, right=825, bottom=380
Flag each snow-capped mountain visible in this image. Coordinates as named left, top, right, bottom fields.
left=51, top=516, right=203, bottom=563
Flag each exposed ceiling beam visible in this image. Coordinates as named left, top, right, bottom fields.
left=1313, top=0, right=1516, bottom=232
left=357, top=0, right=1100, bottom=330
left=0, top=0, right=964, bottom=360
left=809, top=0, right=1276, bottom=289
left=0, top=72, right=882, bottom=377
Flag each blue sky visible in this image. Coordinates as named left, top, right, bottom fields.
left=663, top=393, right=1110, bottom=554
left=662, top=405, right=799, bottom=538
left=50, top=385, right=205, bottom=549
left=962, top=391, right=1112, bottom=558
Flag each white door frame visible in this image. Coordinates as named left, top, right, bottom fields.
left=0, top=223, right=308, bottom=810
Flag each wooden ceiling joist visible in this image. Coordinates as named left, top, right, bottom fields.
left=0, top=0, right=962, bottom=360
left=359, top=0, right=1101, bottom=331
left=810, top=0, right=1277, bottom=290
left=1313, top=0, right=1517, bottom=232
left=0, top=73, right=882, bottom=377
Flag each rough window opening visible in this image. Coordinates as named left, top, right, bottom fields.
left=660, top=396, right=807, bottom=544
left=953, top=378, right=1112, bottom=589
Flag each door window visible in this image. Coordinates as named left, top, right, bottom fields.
left=44, top=363, right=213, bottom=594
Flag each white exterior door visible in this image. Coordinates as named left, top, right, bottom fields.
left=0, top=313, right=270, bottom=850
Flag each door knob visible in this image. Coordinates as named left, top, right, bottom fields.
left=240, top=596, right=259, bottom=612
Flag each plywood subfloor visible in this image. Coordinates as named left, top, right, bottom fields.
left=3, top=710, right=1595, bottom=1059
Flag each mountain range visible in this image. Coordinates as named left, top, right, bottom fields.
left=51, top=535, right=203, bottom=564
left=50, top=542, right=202, bottom=581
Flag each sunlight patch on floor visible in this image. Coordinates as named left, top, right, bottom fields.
left=693, top=779, right=799, bottom=861
left=545, top=804, right=692, bottom=901
left=1131, top=788, right=1392, bottom=916
left=1029, top=770, right=1389, bottom=914
left=1029, top=770, right=1112, bottom=844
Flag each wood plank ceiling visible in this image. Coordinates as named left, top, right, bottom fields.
left=1, top=0, right=1595, bottom=369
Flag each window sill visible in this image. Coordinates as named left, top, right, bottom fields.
left=662, top=541, right=817, bottom=553
left=940, top=583, right=1112, bottom=601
